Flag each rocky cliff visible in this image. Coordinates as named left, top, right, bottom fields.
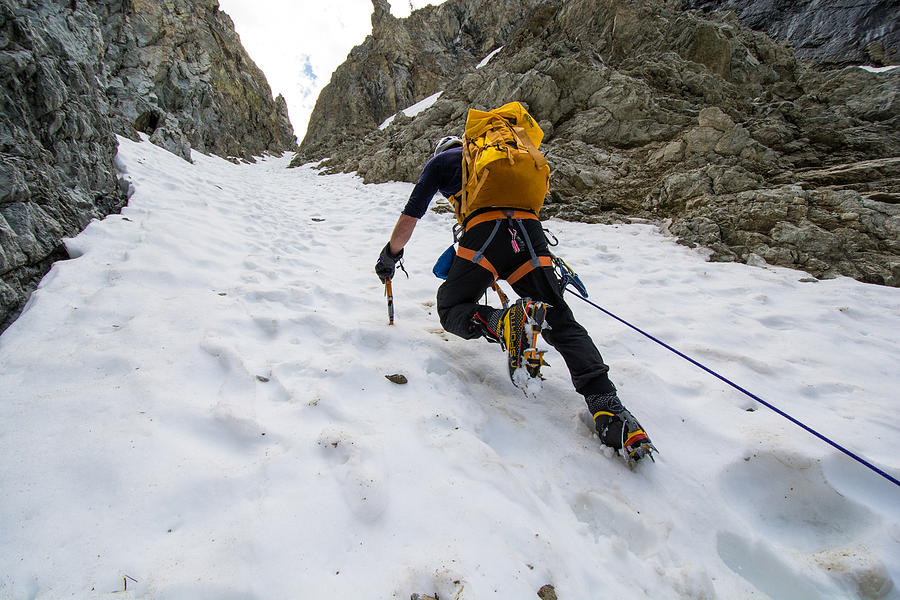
left=680, top=0, right=899, bottom=67
left=96, top=0, right=296, bottom=161
left=1, top=0, right=297, bottom=332
left=298, top=0, right=548, bottom=160
left=296, top=0, right=900, bottom=287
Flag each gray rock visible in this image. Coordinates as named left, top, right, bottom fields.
left=698, top=106, right=734, bottom=131
left=680, top=0, right=899, bottom=67
left=148, top=115, right=193, bottom=162
left=97, top=0, right=297, bottom=159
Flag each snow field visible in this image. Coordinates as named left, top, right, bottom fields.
left=0, top=135, right=898, bottom=599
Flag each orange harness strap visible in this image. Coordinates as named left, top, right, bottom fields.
left=506, top=255, right=554, bottom=285
left=456, top=248, right=553, bottom=285
left=462, top=209, right=539, bottom=234
left=456, top=246, right=553, bottom=285
left=455, top=246, right=499, bottom=280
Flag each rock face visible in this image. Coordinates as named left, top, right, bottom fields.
left=97, top=0, right=297, bottom=161
left=297, top=0, right=548, bottom=161
left=297, top=0, right=900, bottom=287
left=680, top=0, right=899, bottom=67
left=1, top=0, right=297, bottom=332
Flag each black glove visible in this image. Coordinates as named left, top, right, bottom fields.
left=375, top=242, right=403, bottom=282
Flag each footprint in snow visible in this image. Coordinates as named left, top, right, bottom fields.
left=316, top=427, right=389, bottom=524
left=717, top=451, right=892, bottom=598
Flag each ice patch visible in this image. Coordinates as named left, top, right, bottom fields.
left=379, top=91, right=444, bottom=129
left=859, top=65, right=899, bottom=73
left=476, top=46, right=504, bottom=69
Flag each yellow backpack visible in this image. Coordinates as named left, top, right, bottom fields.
left=453, top=102, right=551, bottom=223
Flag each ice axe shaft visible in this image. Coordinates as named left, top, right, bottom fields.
left=385, top=278, right=394, bottom=325
left=491, top=281, right=509, bottom=309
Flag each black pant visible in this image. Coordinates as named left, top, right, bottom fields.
left=436, top=217, right=616, bottom=397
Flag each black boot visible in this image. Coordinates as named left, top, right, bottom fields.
left=472, top=307, right=504, bottom=344
left=586, top=392, right=656, bottom=462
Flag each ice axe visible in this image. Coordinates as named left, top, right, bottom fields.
left=491, top=281, right=509, bottom=309
left=385, top=278, right=394, bottom=325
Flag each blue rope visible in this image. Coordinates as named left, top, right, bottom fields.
left=566, top=289, right=900, bottom=488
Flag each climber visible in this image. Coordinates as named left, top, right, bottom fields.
left=375, top=120, right=655, bottom=462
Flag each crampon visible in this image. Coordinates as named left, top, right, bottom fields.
left=595, top=408, right=658, bottom=463
left=500, top=299, right=550, bottom=391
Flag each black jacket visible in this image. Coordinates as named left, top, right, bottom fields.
left=401, top=147, right=463, bottom=218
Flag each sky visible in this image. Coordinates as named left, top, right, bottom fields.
left=216, top=0, right=448, bottom=142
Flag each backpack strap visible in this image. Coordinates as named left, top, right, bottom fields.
left=510, top=124, right=548, bottom=170
left=460, top=133, right=474, bottom=222
left=447, top=191, right=463, bottom=225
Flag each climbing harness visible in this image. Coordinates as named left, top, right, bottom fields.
left=557, top=264, right=900, bottom=487
left=454, top=209, right=553, bottom=285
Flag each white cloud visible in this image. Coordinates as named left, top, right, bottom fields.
left=217, top=0, right=447, bottom=140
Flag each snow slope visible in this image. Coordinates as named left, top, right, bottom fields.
left=1, top=136, right=898, bottom=600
